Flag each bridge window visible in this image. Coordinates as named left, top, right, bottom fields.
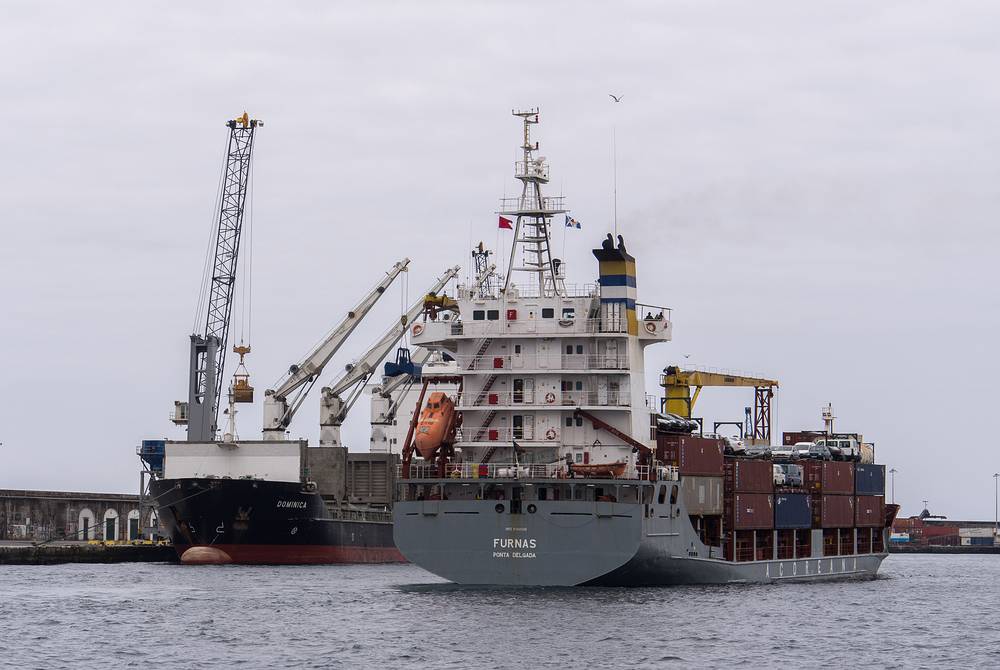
left=565, top=417, right=573, bottom=427
left=542, top=308, right=554, bottom=318
left=561, top=308, right=575, bottom=320
left=487, top=309, right=500, bottom=320
left=473, top=310, right=485, bottom=321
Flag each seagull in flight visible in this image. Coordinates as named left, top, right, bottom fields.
left=608, top=93, right=623, bottom=103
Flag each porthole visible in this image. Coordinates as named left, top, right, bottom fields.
left=495, top=504, right=505, bottom=513
left=527, top=504, right=537, bottom=514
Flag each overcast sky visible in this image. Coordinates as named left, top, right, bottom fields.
left=2, top=1, right=998, bottom=519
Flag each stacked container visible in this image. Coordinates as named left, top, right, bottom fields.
left=724, top=459, right=774, bottom=530
left=680, top=476, right=723, bottom=515
left=774, top=493, right=812, bottom=529
left=854, top=463, right=885, bottom=530
left=656, top=434, right=724, bottom=476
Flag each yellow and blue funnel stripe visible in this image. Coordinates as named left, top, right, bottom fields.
left=593, top=235, right=638, bottom=335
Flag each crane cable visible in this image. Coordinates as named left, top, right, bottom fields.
left=192, top=133, right=230, bottom=334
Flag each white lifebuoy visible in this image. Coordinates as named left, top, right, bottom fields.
left=545, top=428, right=557, bottom=440
left=412, top=323, right=424, bottom=336
left=545, top=392, right=556, bottom=404
left=644, top=321, right=656, bottom=333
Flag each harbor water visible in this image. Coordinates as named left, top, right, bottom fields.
left=2, top=554, right=998, bottom=668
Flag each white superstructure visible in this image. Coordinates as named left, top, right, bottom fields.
left=408, top=110, right=672, bottom=473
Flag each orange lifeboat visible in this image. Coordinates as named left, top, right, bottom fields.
left=414, top=392, right=457, bottom=460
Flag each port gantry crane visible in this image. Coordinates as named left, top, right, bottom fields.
left=174, top=113, right=261, bottom=441
left=318, top=265, right=461, bottom=446
left=660, top=366, right=779, bottom=444
left=261, top=259, right=410, bottom=441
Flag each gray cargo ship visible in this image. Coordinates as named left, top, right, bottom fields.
left=392, top=109, right=896, bottom=586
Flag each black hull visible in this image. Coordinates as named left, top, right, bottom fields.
left=150, top=478, right=404, bottom=564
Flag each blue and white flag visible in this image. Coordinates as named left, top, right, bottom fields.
left=565, top=215, right=581, bottom=229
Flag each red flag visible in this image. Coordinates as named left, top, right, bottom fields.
left=498, top=216, right=513, bottom=230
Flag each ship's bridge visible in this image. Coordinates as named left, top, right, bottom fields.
left=410, top=287, right=672, bottom=345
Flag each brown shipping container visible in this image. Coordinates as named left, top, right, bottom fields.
left=855, top=495, right=885, bottom=527
left=783, top=430, right=825, bottom=446
left=657, top=435, right=724, bottom=476
left=821, top=494, right=855, bottom=527
left=732, top=493, right=774, bottom=530
left=681, top=476, right=723, bottom=515
left=726, top=459, right=773, bottom=493
left=822, top=462, right=855, bottom=494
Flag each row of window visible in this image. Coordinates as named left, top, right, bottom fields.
left=471, top=308, right=576, bottom=321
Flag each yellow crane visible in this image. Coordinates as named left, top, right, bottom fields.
left=660, top=366, right=779, bottom=443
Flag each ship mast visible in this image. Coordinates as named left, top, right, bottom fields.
left=501, top=109, right=567, bottom=297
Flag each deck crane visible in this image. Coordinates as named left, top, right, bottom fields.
left=173, top=113, right=261, bottom=442
left=318, top=266, right=461, bottom=446
left=261, top=259, right=410, bottom=440
left=660, top=366, right=779, bottom=444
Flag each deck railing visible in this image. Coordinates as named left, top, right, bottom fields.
left=399, top=462, right=678, bottom=482
left=455, top=353, right=628, bottom=371
left=457, top=390, right=631, bottom=408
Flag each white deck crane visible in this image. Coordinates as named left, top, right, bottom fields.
left=318, top=265, right=461, bottom=446
left=261, top=258, right=410, bottom=440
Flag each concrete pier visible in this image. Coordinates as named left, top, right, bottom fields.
left=0, top=541, right=177, bottom=565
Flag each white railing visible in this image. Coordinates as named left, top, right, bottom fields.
left=514, top=161, right=549, bottom=181
left=399, top=462, right=680, bottom=482
left=455, top=283, right=599, bottom=300
left=498, top=195, right=567, bottom=213
left=455, top=426, right=537, bottom=442
left=455, top=353, right=628, bottom=371
left=636, top=303, right=672, bottom=320
left=457, top=390, right=631, bottom=408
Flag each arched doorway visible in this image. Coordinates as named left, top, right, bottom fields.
left=103, top=509, right=119, bottom=541
left=127, top=510, right=141, bottom=541
left=78, top=508, right=95, bottom=541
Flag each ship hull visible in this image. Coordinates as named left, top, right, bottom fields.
left=393, top=480, right=888, bottom=586
left=151, top=478, right=404, bottom=565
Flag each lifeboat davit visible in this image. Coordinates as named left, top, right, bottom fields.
left=415, top=392, right=457, bottom=460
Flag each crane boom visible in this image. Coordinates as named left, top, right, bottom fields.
left=261, top=258, right=410, bottom=439
left=660, top=365, right=779, bottom=443
left=318, top=265, right=460, bottom=445
left=176, top=113, right=261, bottom=442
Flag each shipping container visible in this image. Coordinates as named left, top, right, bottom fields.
left=855, top=495, right=884, bottom=527
left=656, top=434, right=724, bottom=476
left=782, top=430, right=825, bottom=446
left=822, top=461, right=854, bottom=494
left=855, top=464, right=885, bottom=495
left=725, top=459, right=773, bottom=493
left=680, top=476, right=723, bottom=515
left=775, top=493, right=812, bottom=529
left=820, top=494, right=855, bottom=527
left=801, top=462, right=822, bottom=490
left=732, top=493, right=774, bottom=530
left=970, top=536, right=995, bottom=546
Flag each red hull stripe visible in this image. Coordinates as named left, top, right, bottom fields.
left=175, top=544, right=406, bottom=565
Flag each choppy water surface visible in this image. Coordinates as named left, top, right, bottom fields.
left=1, top=554, right=998, bottom=669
